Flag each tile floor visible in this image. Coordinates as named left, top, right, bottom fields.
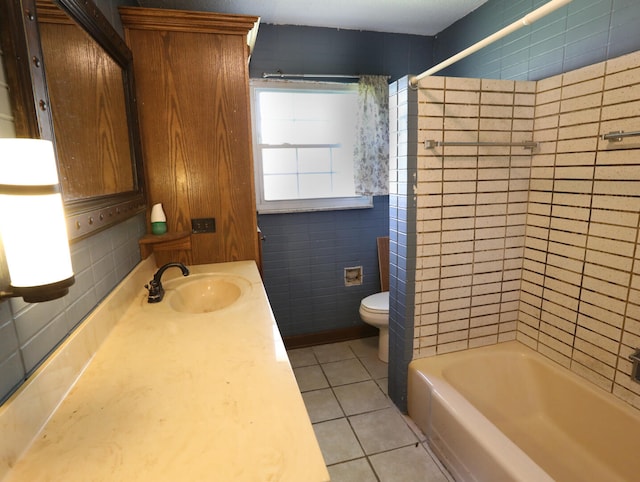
left=287, top=337, right=453, bottom=482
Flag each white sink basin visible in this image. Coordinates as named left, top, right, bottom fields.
left=166, top=274, right=252, bottom=314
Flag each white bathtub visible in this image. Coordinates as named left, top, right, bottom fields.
left=408, top=341, right=640, bottom=482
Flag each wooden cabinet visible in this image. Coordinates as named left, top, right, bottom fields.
left=120, top=7, right=260, bottom=267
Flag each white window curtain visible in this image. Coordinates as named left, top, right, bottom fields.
left=353, top=75, right=389, bottom=196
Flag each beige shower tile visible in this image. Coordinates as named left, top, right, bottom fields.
left=445, top=89, right=479, bottom=104
left=446, top=76, right=480, bottom=90
left=597, top=149, right=639, bottom=165
left=479, top=104, right=513, bottom=118
left=481, top=91, right=514, bottom=105
left=418, top=75, right=445, bottom=89
left=539, top=332, right=573, bottom=358
left=589, top=221, right=637, bottom=242
left=538, top=74, right=563, bottom=92
left=559, top=106, right=601, bottom=126
left=514, top=106, right=535, bottom=118
left=418, top=88, right=445, bottom=103
left=516, top=80, right=536, bottom=93
left=603, top=84, right=640, bottom=105
left=481, top=78, right=514, bottom=92
left=563, top=62, right=605, bottom=85
left=444, top=103, right=480, bottom=118
left=559, top=122, right=600, bottom=140
left=574, top=338, right=618, bottom=368
left=561, top=77, right=604, bottom=99
left=605, top=65, right=640, bottom=89
left=444, top=117, right=478, bottom=131
left=479, top=117, right=511, bottom=130
left=606, top=50, right=640, bottom=74
left=602, top=99, right=640, bottom=120
left=571, top=360, right=614, bottom=392
left=536, top=86, right=561, bottom=104
left=536, top=100, right=561, bottom=117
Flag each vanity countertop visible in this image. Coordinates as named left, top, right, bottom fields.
left=4, top=261, right=329, bottom=482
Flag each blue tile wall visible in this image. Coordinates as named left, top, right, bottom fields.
left=250, top=24, right=433, bottom=341
left=388, top=78, right=418, bottom=412
left=0, top=213, right=146, bottom=404
left=250, top=24, right=434, bottom=83
left=258, top=196, right=389, bottom=338
left=433, top=0, right=640, bottom=81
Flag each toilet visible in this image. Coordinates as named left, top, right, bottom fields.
left=359, top=237, right=390, bottom=362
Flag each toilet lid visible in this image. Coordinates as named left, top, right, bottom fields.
left=361, top=291, right=389, bottom=314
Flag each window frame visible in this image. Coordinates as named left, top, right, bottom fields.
left=250, top=79, right=373, bottom=214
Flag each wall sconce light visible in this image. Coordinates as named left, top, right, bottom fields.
left=0, top=139, right=75, bottom=303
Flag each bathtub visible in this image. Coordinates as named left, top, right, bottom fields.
left=408, top=341, right=640, bottom=482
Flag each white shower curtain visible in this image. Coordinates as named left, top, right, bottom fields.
left=353, top=75, right=389, bottom=196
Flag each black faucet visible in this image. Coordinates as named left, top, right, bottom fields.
left=145, top=262, right=190, bottom=303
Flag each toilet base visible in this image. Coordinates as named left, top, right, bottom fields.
left=378, top=328, right=389, bottom=363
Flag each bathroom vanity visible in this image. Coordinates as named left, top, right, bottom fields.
left=0, top=259, right=328, bottom=481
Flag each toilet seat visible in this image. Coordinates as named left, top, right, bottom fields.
left=361, top=291, right=389, bottom=314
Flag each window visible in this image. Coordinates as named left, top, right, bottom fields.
left=250, top=80, right=372, bottom=213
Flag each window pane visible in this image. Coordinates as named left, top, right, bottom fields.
left=298, top=148, right=331, bottom=173
left=262, top=149, right=297, bottom=174
left=263, top=174, right=298, bottom=200
left=252, top=80, right=370, bottom=211
left=299, top=174, right=332, bottom=199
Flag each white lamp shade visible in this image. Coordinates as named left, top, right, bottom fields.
left=0, top=139, right=74, bottom=292
left=150, top=203, right=167, bottom=222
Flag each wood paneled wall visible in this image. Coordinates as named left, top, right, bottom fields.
left=121, top=8, right=259, bottom=266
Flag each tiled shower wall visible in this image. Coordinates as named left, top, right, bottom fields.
left=410, top=49, right=640, bottom=409
left=520, top=50, right=640, bottom=408
left=413, top=75, right=535, bottom=357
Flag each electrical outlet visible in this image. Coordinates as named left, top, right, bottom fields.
left=191, top=217, right=216, bottom=234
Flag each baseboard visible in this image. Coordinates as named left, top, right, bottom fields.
left=283, top=324, right=378, bottom=349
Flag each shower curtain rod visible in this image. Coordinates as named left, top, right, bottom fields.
left=261, top=73, right=390, bottom=80
left=409, top=0, right=573, bottom=87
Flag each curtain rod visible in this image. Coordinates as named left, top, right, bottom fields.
left=409, top=0, right=573, bottom=87
left=262, top=73, right=390, bottom=80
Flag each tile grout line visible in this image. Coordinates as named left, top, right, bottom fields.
left=291, top=339, right=453, bottom=480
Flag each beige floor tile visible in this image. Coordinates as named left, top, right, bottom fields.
left=293, top=365, right=329, bottom=392
left=302, top=388, right=344, bottom=423
left=287, top=347, right=318, bottom=367
left=333, top=380, right=390, bottom=416
left=369, top=445, right=450, bottom=482
left=313, top=418, right=364, bottom=465
left=349, top=407, right=418, bottom=455
left=376, top=377, right=388, bottom=394
left=348, top=337, right=379, bottom=358
left=322, top=358, right=371, bottom=386
left=359, top=355, right=388, bottom=379
left=312, top=341, right=356, bottom=363
left=328, top=458, right=378, bottom=482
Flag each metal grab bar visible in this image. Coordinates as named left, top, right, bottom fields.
left=424, top=140, right=538, bottom=150
left=601, top=130, right=640, bottom=142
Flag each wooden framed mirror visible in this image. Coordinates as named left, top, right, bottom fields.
left=0, top=0, right=146, bottom=240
